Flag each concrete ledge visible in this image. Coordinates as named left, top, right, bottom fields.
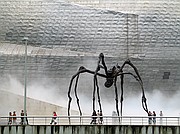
left=0, top=125, right=179, bottom=134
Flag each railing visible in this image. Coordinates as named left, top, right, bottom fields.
left=0, top=116, right=179, bottom=126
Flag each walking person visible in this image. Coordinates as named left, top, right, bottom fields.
left=25, top=111, right=29, bottom=125
left=50, top=111, right=57, bottom=125
left=12, top=111, right=17, bottom=125
left=152, top=111, right=156, bottom=124
left=8, top=112, right=12, bottom=125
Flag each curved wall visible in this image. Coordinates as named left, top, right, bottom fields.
left=0, top=0, right=180, bottom=116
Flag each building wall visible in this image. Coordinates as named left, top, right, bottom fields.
left=0, top=125, right=179, bottom=134
left=0, top=0, right=179, bottom=92
left=0, top=0, right=180, bottom=116
left=0, top=90, right=78, bottom=116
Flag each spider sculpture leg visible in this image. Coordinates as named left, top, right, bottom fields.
left=115, top=60, right=148, bottom=117
left=113, top=70, right=124, bottom=120
left=114, top=76, right=120, bottom=121
left=120, top=73, right=124, bottom=117
left=67, top=67, right=82, bottom=117
left=93, top=75, right=102, bottom=112
left=93, top=54, right=106, bottom=112
left=124, top=60, right=148, bottom=113
left=92, top=76, right=96, bottom=111
left=74, top=74, right=82, bottom=116
left=68, top=66, right=106, bottom=117
left=67, top=70, right=83, bottom=124
left=96, top=77, right=102, bottom=112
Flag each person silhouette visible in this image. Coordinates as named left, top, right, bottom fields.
left=159, top=111, right=163, bottom=124
left=152, top=111, right=156, bottom=124
left=90, top=110, right=97, bottom=124
left=50, top=111, right=57, bottom=125
left=148, top=111, right=152, bottom=124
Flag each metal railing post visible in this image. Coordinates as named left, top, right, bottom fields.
left=23, top=37, right=28, bottom=125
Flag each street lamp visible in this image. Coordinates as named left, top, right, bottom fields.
left=23, top=37, right=28, bottom=124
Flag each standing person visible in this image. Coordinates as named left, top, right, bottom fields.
left=148, top=111, right=152, bottom=124
left=97, top=110, right=100, bottom=124
left=25, top=111, right=29, bottom=125
left=8, top=112, right=12, bottom=125
left=152, top=111, right=156, bottom=124
left=50, top=111, right=57, bottom=125
left=159, top=111, right=163, bottom=125
left=12, top=111, right=17, bottom=125
left=90, top=110, right=97, bottom=124
left=99, top=110, right=103, bottom=124
left=20, top=110, right=24, bottom=125
left=112, top=111, right=118, bottom=124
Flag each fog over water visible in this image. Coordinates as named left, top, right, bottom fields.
left=0, top=75, right=180, bottom=117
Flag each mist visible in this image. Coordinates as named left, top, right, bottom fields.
left=0, top=74, right=180, bottom=117
left=75, top=89, right=180, bottom=116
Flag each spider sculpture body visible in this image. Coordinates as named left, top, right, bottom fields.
left=68, top=53, right=148, bottom=117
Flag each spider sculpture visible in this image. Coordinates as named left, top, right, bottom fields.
left=68, top=53, right=148, bottom=118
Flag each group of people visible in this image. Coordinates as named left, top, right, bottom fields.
left=8, top=110, right=29, bottom=125
left=90, top=110, right=103, bottom=124
left=148, top=110, right=163, bottom=124
left=8, top=111, right=17, bottom=125
left=8, top=110, right=58, bottom=125
left=8, top=110, right=164, bottom=125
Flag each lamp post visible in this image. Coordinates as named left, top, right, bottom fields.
left=23, top=37, right=28, bottom=124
